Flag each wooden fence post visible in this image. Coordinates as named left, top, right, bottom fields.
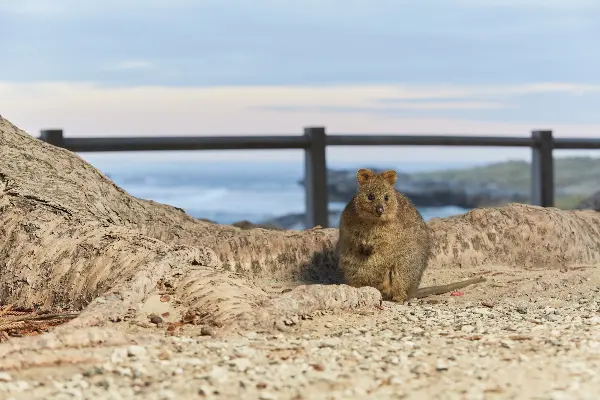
left=40, top=129, right=65, bottom=148
left=304, top=126, right=329, bottom=228
left=531, top=130, right=554, bottom=207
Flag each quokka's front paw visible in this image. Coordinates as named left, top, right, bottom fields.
left=390, top=293, right=409, bottom=304
left=358, top=243, right=374, bottom=256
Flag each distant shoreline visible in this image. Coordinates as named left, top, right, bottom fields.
left=92, top=155, right=600, bottom=229
left=263, top=156, right=600, bottom=229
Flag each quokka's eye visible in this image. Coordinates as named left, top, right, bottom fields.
left=368, top=193, right=375, bottom=201
left=384, top=195, right=389, bottom=201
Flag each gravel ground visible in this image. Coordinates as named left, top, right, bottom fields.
left=1, top=294, right=599, bottom=400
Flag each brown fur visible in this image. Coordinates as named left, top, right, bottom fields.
left=336, top=168, right=485, bottom=302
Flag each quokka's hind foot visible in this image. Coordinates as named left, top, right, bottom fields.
left=380, top=278, right=409, bottom=303
left=390, top=291, right=409, bottom=303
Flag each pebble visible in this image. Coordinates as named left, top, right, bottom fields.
left=0, top=373, right=12, bottom=382
left=110, top=348, right=129, bottom=364
left=127, top=345, right=147, bottom=358
left=1, top=296, right=599, bottom=399
left=319, top=337, right=341, bottom=347
left=209, top=366, right=229, bottom=383
left=436, top=360, right=449, bottom=371
left=230, top=358, right=252, bottom=372
left=200, top=326, right=215, bottom=336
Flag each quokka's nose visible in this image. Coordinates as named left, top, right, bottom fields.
left=375, top=205, right=384, bottom=215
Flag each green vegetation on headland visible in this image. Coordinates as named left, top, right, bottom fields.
left=413, top=156, right=600, bottom=210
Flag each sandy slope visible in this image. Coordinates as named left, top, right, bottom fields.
left=1, top=115, right=600, bottom=399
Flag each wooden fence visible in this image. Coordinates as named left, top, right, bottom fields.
left=38, top=128, right=600, bottom=228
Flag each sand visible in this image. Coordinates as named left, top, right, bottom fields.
left=1, top=115, right=600, bottom=399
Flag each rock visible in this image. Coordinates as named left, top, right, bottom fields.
left=230, top=357, right=252, bottom=372
left=436, top=360, right=449, bottom=371
left=127, top=345, right=148, bottom=358
left=231, top=220, right=282, bottom=230
left=200, top=326, right=216, bottom=336
left=110, top=348, right=128, bottom=364
left=577, top=190, right=600, bottom=211
left=0, top=373, right=12, bottom=382
left=3, top=115, right=600, bottom=399
left=298, top=168, right=528, bottom=209
left=208, top=366, right=229, bottom=384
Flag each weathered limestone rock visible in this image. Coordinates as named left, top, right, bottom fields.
left=1, top=115, right=600, bottom=369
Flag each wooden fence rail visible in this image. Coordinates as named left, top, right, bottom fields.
left=38, top=127, right=600, bottom=228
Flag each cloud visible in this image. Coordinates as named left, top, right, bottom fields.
left=2, top=1, right=599, bottom=162
left=3, top=80, right=600, bottom=163
left=2, top=80, right=600, bottom=133
left=246, top=83, right=600, bottom=125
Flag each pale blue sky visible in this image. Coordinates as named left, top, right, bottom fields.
left=1, top=0, right=600, bottom=162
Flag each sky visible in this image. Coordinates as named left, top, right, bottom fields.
left=1, top=0, right=600, bottom=163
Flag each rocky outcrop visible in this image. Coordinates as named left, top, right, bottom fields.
left=577, top=190, right=600, bottom=211
left=300, top=168, right=528, bottom=208
left=1, top=115, right=600, bottom=368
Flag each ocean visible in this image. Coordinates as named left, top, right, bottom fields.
left=80, top=154, right=473, bottom=228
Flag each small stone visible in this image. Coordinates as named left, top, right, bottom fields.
left=96, top=297, right=107, bottom=304
left=198, top=385, right=215, bottom=396
left=157, top=389, right=175, bottom=399
left=311, top=363, right=325, bottom=371
left=132, top=368, right=145, bottom=379
left=70, top=373, right=84, bottom=382
left=230, top=358, right=252, bottom=372
left=110, top=348, right=128, bottom=364
left=209, top=366, right=228, bottom=383
left=149, top=314, right=163, bottom=324
left=501, top=341, right=512, bottom=349
left=200, top=327, right=215, bottom=336
left=205, top=342, right=227, bottom=350
left=0, top=372, right=12, bottom=382
left=96, top=379, right=110, bottom=389
left=436, top=360, right=449, bottom=371
left=319, top=337, right=341, bottom=347
left=158, top=348, right=173, bottom=360
left=82, top=367, right=104, bottom=377
left=115, top=367, right=132, bottom=377
left=516, top=306, right=528, bottom=314
left=160, top=294, right=171, bottom=302
left=412, top=327, right=425, bottom=335
left=244, top=331, right=257, bottom=340
left=461, top=325, right=475, bottom=333
left=127, top=345, right=147, bottom=358
left=10, top=380, right=29, bottom=392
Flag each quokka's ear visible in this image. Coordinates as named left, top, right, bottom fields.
left=380, top=170, right=397, bottom=186
left=356, top=168, right=376, bottom=186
